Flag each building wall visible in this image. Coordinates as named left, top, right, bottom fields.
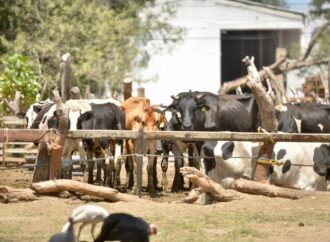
left=139, top=0, right=304, bottom=105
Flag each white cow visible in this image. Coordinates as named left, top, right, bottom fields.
left=205, top=141, right=329, bottom=191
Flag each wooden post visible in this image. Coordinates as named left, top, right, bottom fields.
left=137, top=87, right=145, bottom=97
left=123, top=78, right=132, bottom=100
left=328, top=59, right=330, bottom=102
left=32, top=143, right=51, bottom=182
left=60, top=53, right=71, bottom=102
left=49, top=90, right=68, bottom=180
left=137, top=128, right=144, bottom=197
left=69, top=86, right=81, bottom=100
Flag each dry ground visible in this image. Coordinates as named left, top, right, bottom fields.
left=1, top=164, right=330, bottom=242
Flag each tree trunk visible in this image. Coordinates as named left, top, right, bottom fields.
left=180, top=167, right=240, bottom=203
left=244, top=56, right=278, bottom=183
left=2, top=91, right=21, bottom=115
left=30, top=179, right=138, bottom=202
left=232, top=178, right=329, bottom=199
left=0, top=186, right=38, bottom=203
left=60, top=53, right=71, bottom=102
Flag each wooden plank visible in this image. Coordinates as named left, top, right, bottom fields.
left=0, top=157, right=26, bottom=163
left=67, top=130, right=330, bottom=143
left=3, top=128, right=330, bottom=143
left=0, top=148, right=37, bottom=154
left=0, top=129, right=51, bottom=143
left=1, top=116, right=26, bottom=126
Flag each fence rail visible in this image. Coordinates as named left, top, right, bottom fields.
left=2, top=128, right=330, bottom=197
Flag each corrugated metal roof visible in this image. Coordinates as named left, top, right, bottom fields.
left=232, top=0, right=305, bottom=17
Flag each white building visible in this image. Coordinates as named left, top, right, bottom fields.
left=139, top=0, right=305, bottom=105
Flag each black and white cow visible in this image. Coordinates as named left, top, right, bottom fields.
left=276, top=102, right=330, bottom=133
left=18, top=98, right=54, bottom=128
left=210, top=140, right=329, bottom=191
left=77, top=102, right=125, bottom=187
left=36, top=98, right=122, bottom=180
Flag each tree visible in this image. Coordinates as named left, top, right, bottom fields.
left=1, top=0, right=184, bottom=98
left=309, top=0, right=330, bottom=60
left=0, top=54, right=39, bottom=113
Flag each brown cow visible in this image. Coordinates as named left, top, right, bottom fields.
left=122, top=97, right=162, bottom=194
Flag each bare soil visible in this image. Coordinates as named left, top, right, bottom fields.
left=1, top=164, right=330, bottom=242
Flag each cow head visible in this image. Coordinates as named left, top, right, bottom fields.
left=195, top=93, right=218, bottom=131
left=168, top=92, right=203, bottom=131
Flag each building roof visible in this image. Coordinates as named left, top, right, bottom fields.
left=232, top=0, right=306, bottom=18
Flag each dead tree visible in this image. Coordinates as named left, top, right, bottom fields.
left=30, top=179, right=138, bottom=202
left=60, top=53, right=71, bottom=102
left=244, top=56, right=278, bottom=182
left=180, top=167, right=241, bottom=203
left=2, top=91, right=21, bottom=115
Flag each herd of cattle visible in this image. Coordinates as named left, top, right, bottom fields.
left=21, top=90, right=330, bottom=196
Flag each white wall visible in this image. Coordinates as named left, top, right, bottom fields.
left=138, top=0, right=305, bottom=105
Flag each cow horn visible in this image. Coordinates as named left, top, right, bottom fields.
left=196, top=94, right=205, bottom=100
left=171, top=95, right=180, bottom=100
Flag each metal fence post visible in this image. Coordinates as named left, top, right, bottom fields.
left=137, top=128, right=144, bottom=197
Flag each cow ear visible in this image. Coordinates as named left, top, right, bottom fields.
left=16, top=112, right=26, bottom=119
left=221, top=141, right=235, bottom=160
left=33, top=105, right=43, bottom=113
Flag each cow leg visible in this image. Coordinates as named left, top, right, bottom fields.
left=160, top=141, right=171, bottom=192
left=161, top=156, right=168, bottom=192
left=125, top=156, right=134, bottom=190
left=147, top=155, right=156, bottom=194
left=94, top=151, right=103, bottom=184
left=171, top=144, right=185, bottom=192
left=86, top=149, right=94, bottom=184
left=114, top=143, right=122, bottom=188
left=124, top=140, right=134, bottom=190
left=78, top=141, right=87, bottom=177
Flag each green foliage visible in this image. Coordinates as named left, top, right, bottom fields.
left=0, top=54, right=39, bottom=113
left=1, top=0, right=184, bottom=98
left=310, top=0, right=330, bottom=60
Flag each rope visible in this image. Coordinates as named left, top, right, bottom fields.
left=257, top=158, right=283, bottom=166
left=257, top=127, right=275, bottom=144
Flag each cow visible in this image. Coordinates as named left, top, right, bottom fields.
left=276, top=102, right=330, bottom=133
left=77, top=102, right=125, bottom=187
left=121, top=97, right=162, bottom=194
left=164, top=91, right=212, bottom=191
left=36, top=98, right=122, bottom=181
left=209, top=140, right=329, bottom=191
left=17, top=98, right=54, bottom=128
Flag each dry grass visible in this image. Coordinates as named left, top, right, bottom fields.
left=1, top=167, right=330, bottom=242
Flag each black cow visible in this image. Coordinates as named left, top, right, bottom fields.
left=164, top=91, right=212, bottom=191
left=277, top=102, right=330, bottom=133
left=77, top=102, right=125, bottom=187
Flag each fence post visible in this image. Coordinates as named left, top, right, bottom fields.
left=137, top=128, right=144, bottom=197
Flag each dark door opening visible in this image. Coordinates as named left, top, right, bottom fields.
left=221, top=30, right=277, bottom=85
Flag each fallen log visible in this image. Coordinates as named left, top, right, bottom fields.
left=0, top=186, right=38, bottom=203
left=180, top=167, right=240, bottom=203
left=30, top=179, right=138, bottom=202
left=232, top=178, right=329, bottom=199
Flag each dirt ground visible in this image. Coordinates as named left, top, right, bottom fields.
left=1, top=164, right=330, bottom=242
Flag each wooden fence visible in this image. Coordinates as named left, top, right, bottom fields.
left=1, top=128, right=330, bottom=196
